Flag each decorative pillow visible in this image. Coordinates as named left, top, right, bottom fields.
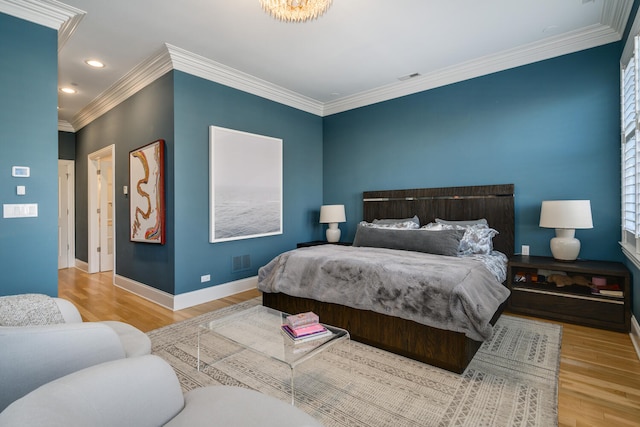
left=456, top=224, right=498, bottom=255
left=421, top=222, right=444, bottom=230
left=423, top=222, right=498, bottom=255
left=353, top=224, right=464, bottom=256
left=372, top=215, right=420, bottom=227
left=360, top=220, right=419, bottom=230
left=435, top=218, right=488, bottom=227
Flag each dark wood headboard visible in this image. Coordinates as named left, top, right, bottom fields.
left=362, top=184, right=515, bottom=257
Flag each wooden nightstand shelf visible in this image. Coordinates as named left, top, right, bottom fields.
left=296, top=241, right=352, bottom=248
left=507, top=255, right=631, bottom=332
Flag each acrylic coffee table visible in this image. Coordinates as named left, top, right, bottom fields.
left=198, top=304, right=349, bottom=405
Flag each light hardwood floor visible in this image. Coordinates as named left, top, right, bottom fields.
left=58, top=268, right=640, bottom=427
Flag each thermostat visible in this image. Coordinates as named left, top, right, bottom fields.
left=12, top=166, right=30, bottom=178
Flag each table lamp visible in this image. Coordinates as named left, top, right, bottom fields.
left=319, top=204, right=346, bottom=243
left=539, top=200, right=593, bottom=261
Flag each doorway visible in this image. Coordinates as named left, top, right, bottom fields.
left=88, top=145, right=115, bottom=274
left=58, top=160, right=75, bottom=269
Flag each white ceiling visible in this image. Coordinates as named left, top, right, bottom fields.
left=0, top=0, right=634, bottom=131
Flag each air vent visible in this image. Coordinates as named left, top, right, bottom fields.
left=231, top=254, right=251, bottom=273
left=398, top=72, right=421, bottom=81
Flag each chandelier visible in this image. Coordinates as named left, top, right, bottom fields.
left=260, top=0, right=333, bottom=23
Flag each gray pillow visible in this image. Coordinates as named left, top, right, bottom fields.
left=372, top=215, right=420, bottom=227
left=353, top=225, right=464, bottom=256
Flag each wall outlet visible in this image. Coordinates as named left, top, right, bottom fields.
left=201, top=274, right=211, bottom=283
left=521, top=245, right=530, bottom=256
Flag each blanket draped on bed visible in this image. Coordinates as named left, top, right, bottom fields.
left=258, top=246, right=510, bottom=341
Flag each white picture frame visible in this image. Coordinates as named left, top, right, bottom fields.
left=209, top=126, right=283, bottom=243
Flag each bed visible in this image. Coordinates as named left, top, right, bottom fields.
left=260, top=184, right=514, bottom=373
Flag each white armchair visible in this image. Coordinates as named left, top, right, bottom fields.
left=0, top=295, right=151, bottom=411
left=0, top=355, right=323, bottom=427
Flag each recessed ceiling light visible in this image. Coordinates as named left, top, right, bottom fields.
left=85, top=59, right=105, bottom=68
left=60, top=87, right=77, bottom=94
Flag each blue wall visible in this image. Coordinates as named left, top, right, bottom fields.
left=0, top=14, right=59, bottom=296
left=75, top=73, right=175, bottom=292
left=323, top=43, right=622, bottom=264
left=173, top=71, right=323, bottom=294
left=74, top=70, right=323, bottom=295
left=58, top=131, right=76, bottom=160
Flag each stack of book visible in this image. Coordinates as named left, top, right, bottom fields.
left=591, top=283, right=623, bottom=298
left=590, top=276, right=623, bottom=297
left=281, top=311, right=332, bottom=343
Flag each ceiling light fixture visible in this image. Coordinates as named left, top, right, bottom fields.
left=85, top=59, right=105, bottom=68
left=60, top=87, right=77, bottom=94
left=259, top=0, right=333, bottom=22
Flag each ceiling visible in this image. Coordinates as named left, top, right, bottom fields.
left=0, top=0, right=634, bottom=131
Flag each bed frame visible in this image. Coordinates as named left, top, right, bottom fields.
left=263, top=184, right=515, bottom=373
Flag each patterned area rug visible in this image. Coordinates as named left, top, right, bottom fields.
left=148, top=298, right=561, bottom=427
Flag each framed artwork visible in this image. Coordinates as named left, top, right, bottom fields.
left=209, top=126, right=282, bottom=243
left=129, top=139, right=166, bottom=244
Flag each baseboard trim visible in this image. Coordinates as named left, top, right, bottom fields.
left=114, top=274, right=175, bottom=310
left=74, top=259, right=89, bottom=272
left=173, top=276, right=258, bottom=311
left=113, top=274, right=258, bottom=311
left=631, top=315, right=640, bottom=361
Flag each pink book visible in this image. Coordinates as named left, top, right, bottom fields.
left=285, top=311, right=319, bottom=329
left=283, top=323, right=327, bottom=338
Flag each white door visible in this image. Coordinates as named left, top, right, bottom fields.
left=58, top=160, right=75, bottom=269
left=87, top=145, right=115, bottom=274
left=58, top=163, right=69, bottom=269
left=99, top=159, right=114, bottom=271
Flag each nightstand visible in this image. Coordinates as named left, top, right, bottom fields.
left=507, top=255, right=631, bottom=332
left=296, top=241, right=352, bottom=248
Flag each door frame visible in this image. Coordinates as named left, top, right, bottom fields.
left=58, top=159, right=75, bottom=269
left=87, top=145, right=116, bottom=274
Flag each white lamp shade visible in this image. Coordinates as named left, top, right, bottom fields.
left=539, top=200, right=593, bottom=229
left=319, top=205, right=346, bottom=224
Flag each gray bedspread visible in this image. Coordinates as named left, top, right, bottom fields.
left=258, top=245, right=510, bottom=341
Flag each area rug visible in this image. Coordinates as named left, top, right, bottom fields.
left=148, top=298, right=561, bottom=427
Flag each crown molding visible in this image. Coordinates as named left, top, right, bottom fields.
left=601, top=0, right=634, bottom=31
left=70, top=43, right=325, bottom=130
left=0, top=0, right=84, bottom=31
left=323, top=18, right=628, bottom=116
left=71, top=46, right=174, bottom=130
left=57, top=5, right=84, bottom=51
left=58, top=120, right=74, bottom=132
left=67, top=0, right=633, bottom=128
left=166, top=44, right=324, bottom=116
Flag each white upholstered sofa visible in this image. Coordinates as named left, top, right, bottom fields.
left=0, top=296, right=151, bottom=411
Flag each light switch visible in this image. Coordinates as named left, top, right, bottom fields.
left=3, top=203, right=38, bottom=218
left=16, top=186, right=25, bottom=195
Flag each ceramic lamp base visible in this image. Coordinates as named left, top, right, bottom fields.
left=550, top=229, right=580, bottom=261
left=326, top=223, right=341, bottom=243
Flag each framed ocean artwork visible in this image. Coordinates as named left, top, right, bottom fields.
left=209, top=126, right=283, bottom=243
left=129, top=139, right=166, bottom=244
